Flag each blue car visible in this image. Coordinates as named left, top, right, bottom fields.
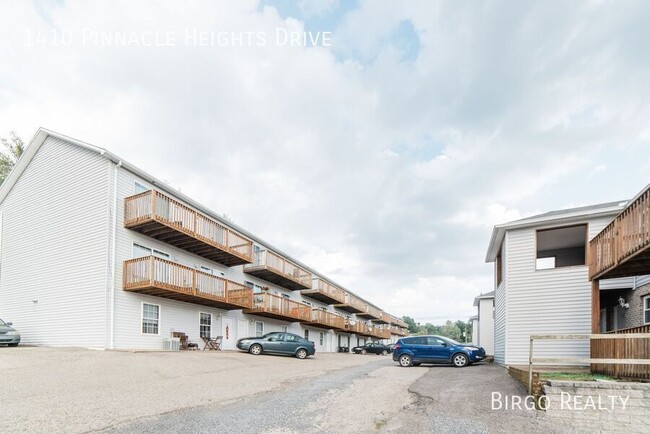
left=392, top=335, right=486, bottom=367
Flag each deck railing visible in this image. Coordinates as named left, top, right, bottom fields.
left=361, top=304, right=382, bottom=319
left=388, top=315, right=408, bottom=328
left=310, top=309, right=346, bottom=329
left=589, top=186, right=650, bottom=279
left=389, top=325, right=409, bottom=336
left=305, top=278, right=346, bottom=304
left=124, top=190, right=253, bottom=262
left=372, top=327, right=391, bottom=339
left=342, top=293, right=367, bottom=312
left=244, top=250, right=312, bottom=288
left=247, top=292, right=311, bottom=322
left=591, top=325, right=650, bottom=380
left=123, top=256, right=253, bottom=308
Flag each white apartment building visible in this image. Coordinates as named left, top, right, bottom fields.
left=0, top=129, right=409, bottom=351
left=485, top=202, right=642, bottom=365
left=471, top=291, right=494, bottom=356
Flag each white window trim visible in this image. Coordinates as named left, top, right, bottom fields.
left=199, top=312, right=212, bottom=339
left=135, top=180, right=149, bottom=194
left=141, top=302, right=161, bottom=335
left=255, top=321, right=264, bottom=337
left=644, top=295, right=650, bottom=325
left=132, top=242, right=170, bottom=260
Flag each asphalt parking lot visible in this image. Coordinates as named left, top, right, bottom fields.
left=1, top=347, right=566, bottom=433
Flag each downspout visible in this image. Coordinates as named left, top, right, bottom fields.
left=109, top=160, right=122, bottom=349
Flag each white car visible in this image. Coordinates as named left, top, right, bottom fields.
left=0, top=318, right=20, bottom=347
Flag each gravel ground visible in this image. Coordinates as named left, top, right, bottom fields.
left=2, top=347, right=570, bottom=434
left=0, top=347, right=395, bottom=433
left=382, top=363, right=569, bottom=434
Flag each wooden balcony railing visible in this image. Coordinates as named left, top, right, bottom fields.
left=244, top=249, right=312, bottom=290
left=306, top=309, right=346, bottom=330
left=589, top=186, right=650, bottom=280
left=372, top=327, right=391, bottom=340
left=357, top=303, right=382, bottom=320
left=123, top=256, right=253, bottom=309
left=301, top=277, right=346, bottom=305
left=388, top=315, right=408, bottom=328
left=591, top=325, right=650, bottom=380
left=345, top=321, right=373, bottom=337
left=334, top=292, right=367, bottom=314
left=243, top=292, right=311, bottom=322
left=388, top=325, right=409, bottom=336
left=124, top=190, right=253, bottom=266
left=371, top=311, right=390, bottom=324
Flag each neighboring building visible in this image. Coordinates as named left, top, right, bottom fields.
left=472, top=291, right=494, bottom=356
left=469, top=315, right=478, bottom=345
left=485, top=201, right=647, bottom=366
left=0, top=129, right=409, bottom=350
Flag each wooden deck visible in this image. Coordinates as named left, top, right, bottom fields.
left=591, top=325, right=650, bottom=380
left=123, top=256, right=253, bottom=310
left=388, top=315, right=408, bottom=329
left=306, top=309, right=346, bottom=330
left=589, top=185, right=650, bottom=280
left=124, top=190, right=253, bottom=267
left=388, top=325, right=409, bottom=336
left=357, top=304, right=382, bottom=320
left=244, top=249, right=312, bottom=291
left=371, top=312, right=391, bottom=324
left=334, top=293, right=367, bottom=314
left=301, top=277, right=346, bottom=305
left=243, top=292, right=311, bottom=322
left=345, top=321, right=373, bottom=337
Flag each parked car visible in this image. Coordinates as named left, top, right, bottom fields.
left=0, top=318, right=20, bottom=347
left=236, top=332, right=315, bottom=359
left=352, top=342, right=392, bottom=355
left=392, top=335, right=486, bottom=368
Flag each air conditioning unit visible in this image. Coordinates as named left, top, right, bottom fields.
left=163, top=337, right=181, bottom=351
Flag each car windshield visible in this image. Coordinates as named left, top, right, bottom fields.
left=0, top=318, right=5, bottom=326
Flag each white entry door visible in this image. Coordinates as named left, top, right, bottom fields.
left=222, top=317, right=235, bottom=350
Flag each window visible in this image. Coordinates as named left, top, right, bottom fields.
left=644, top=296, right=650, bottom=325
left=496, top=251, right=503, bottom=286
left=255, top=321, right=264, bottom=337
left=304, top=329, right=309, bottom=340
left=427, top=337, right=446, bottom=346
left=200, top=266, right=213, bottom=275
left=132, top=243, right=169, bottom=259
left=285, top=334, right=300, bottom=342
left=142, top=303, right=160, bottom=334
left=134, top=181, right=149, bottom=194
left=406, top=336, right=427, bottom=345
left=281, top=293, right=291, bottom=299
left=281, top=326, right=288, bottom=333
left=319, top=332, right=324, bottom=346
left=536, top=225, right=586, bottom=269
left=200, top=313, right=211, bottom=339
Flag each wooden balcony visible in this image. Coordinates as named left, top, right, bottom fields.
left=305, top=309, right=346, bottom=330
left=123, top=256, right=253, bottom=310
left=371, top=312, right=391, bottom=324
left=356, top=304, right=382, bottom=320
left=243, top=292, right=311, bottom=322
left=244, top=249, right=312, bottom=291
left=591, top=325, right=650, bottom=380
left=389, top=325, right=409, bottom=336
left=301, top=277, right=346, bottom=305
left=388, top=315, right=408, bottom=328
left=589, top=185, right=650, bottom=280
left=345, top=320, right=373, bottom=337
left=124, top=190, right=253, bottom=267
left=371, top=326, right=391, bottom=340
left=334, top=293, right=367, bottom=314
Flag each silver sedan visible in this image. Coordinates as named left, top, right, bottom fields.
left=0, top=318, right=20, bottom=346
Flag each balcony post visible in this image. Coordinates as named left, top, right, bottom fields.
left=149, top=256, right=155, bottom=284
left=591, top=279, right=600, bottom=333
left=192, top=269, right=197, bottom=296
left=151, top=190, right=156, bottom=219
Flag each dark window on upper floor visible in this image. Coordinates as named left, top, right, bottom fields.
left=536, top=224, right=587, bottom=270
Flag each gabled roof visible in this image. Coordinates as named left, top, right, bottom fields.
left=1, top=128, right=385, bottom=312
left=484, top=201, right=626, bottom=263
left=473, top=291, right=495, bottom=307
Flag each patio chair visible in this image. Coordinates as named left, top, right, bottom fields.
left=203, top=336, right=223, bottom=351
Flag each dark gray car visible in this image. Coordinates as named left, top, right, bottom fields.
left=0, top=318, right=21, bottom=346
left=236, top=332, right=315, bottom=359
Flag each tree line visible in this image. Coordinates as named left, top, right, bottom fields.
left=401, top=316, right=473, bottom=342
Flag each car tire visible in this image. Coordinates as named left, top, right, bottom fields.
left=249, top=344, right=262, bottom=355
left=398, top=354, right=413, bottom=367
left=8, top=343, right=19, bottom=347
left=296, top=348, right=308, bottom=359
left=361, top=349, right=367, bottom=355
left=381, top=350, right=388, bottom=356
left=452, top=353, right=469, bottom=368
left=413, top=362, right=421, bottom=366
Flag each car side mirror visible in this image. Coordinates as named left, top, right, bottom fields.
left=441, top=342, right=447, bottom=347
left=6, top=322, right=12, bottom=326
left=268, top=337, right=275, bottom=341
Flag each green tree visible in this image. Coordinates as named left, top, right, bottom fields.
left=402, top=316, right=418, bottom=334
left=0, top=132, right=24, bottom=185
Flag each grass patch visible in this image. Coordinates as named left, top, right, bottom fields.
left=541, top=372, right=615, bottom=382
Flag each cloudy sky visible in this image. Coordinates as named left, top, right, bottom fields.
left=1, top=0, right=649, bottom=323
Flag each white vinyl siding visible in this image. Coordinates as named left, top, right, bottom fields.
left=502, top=216, right=630, bottom=365
left=0, top=137, right=110, bottom=347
